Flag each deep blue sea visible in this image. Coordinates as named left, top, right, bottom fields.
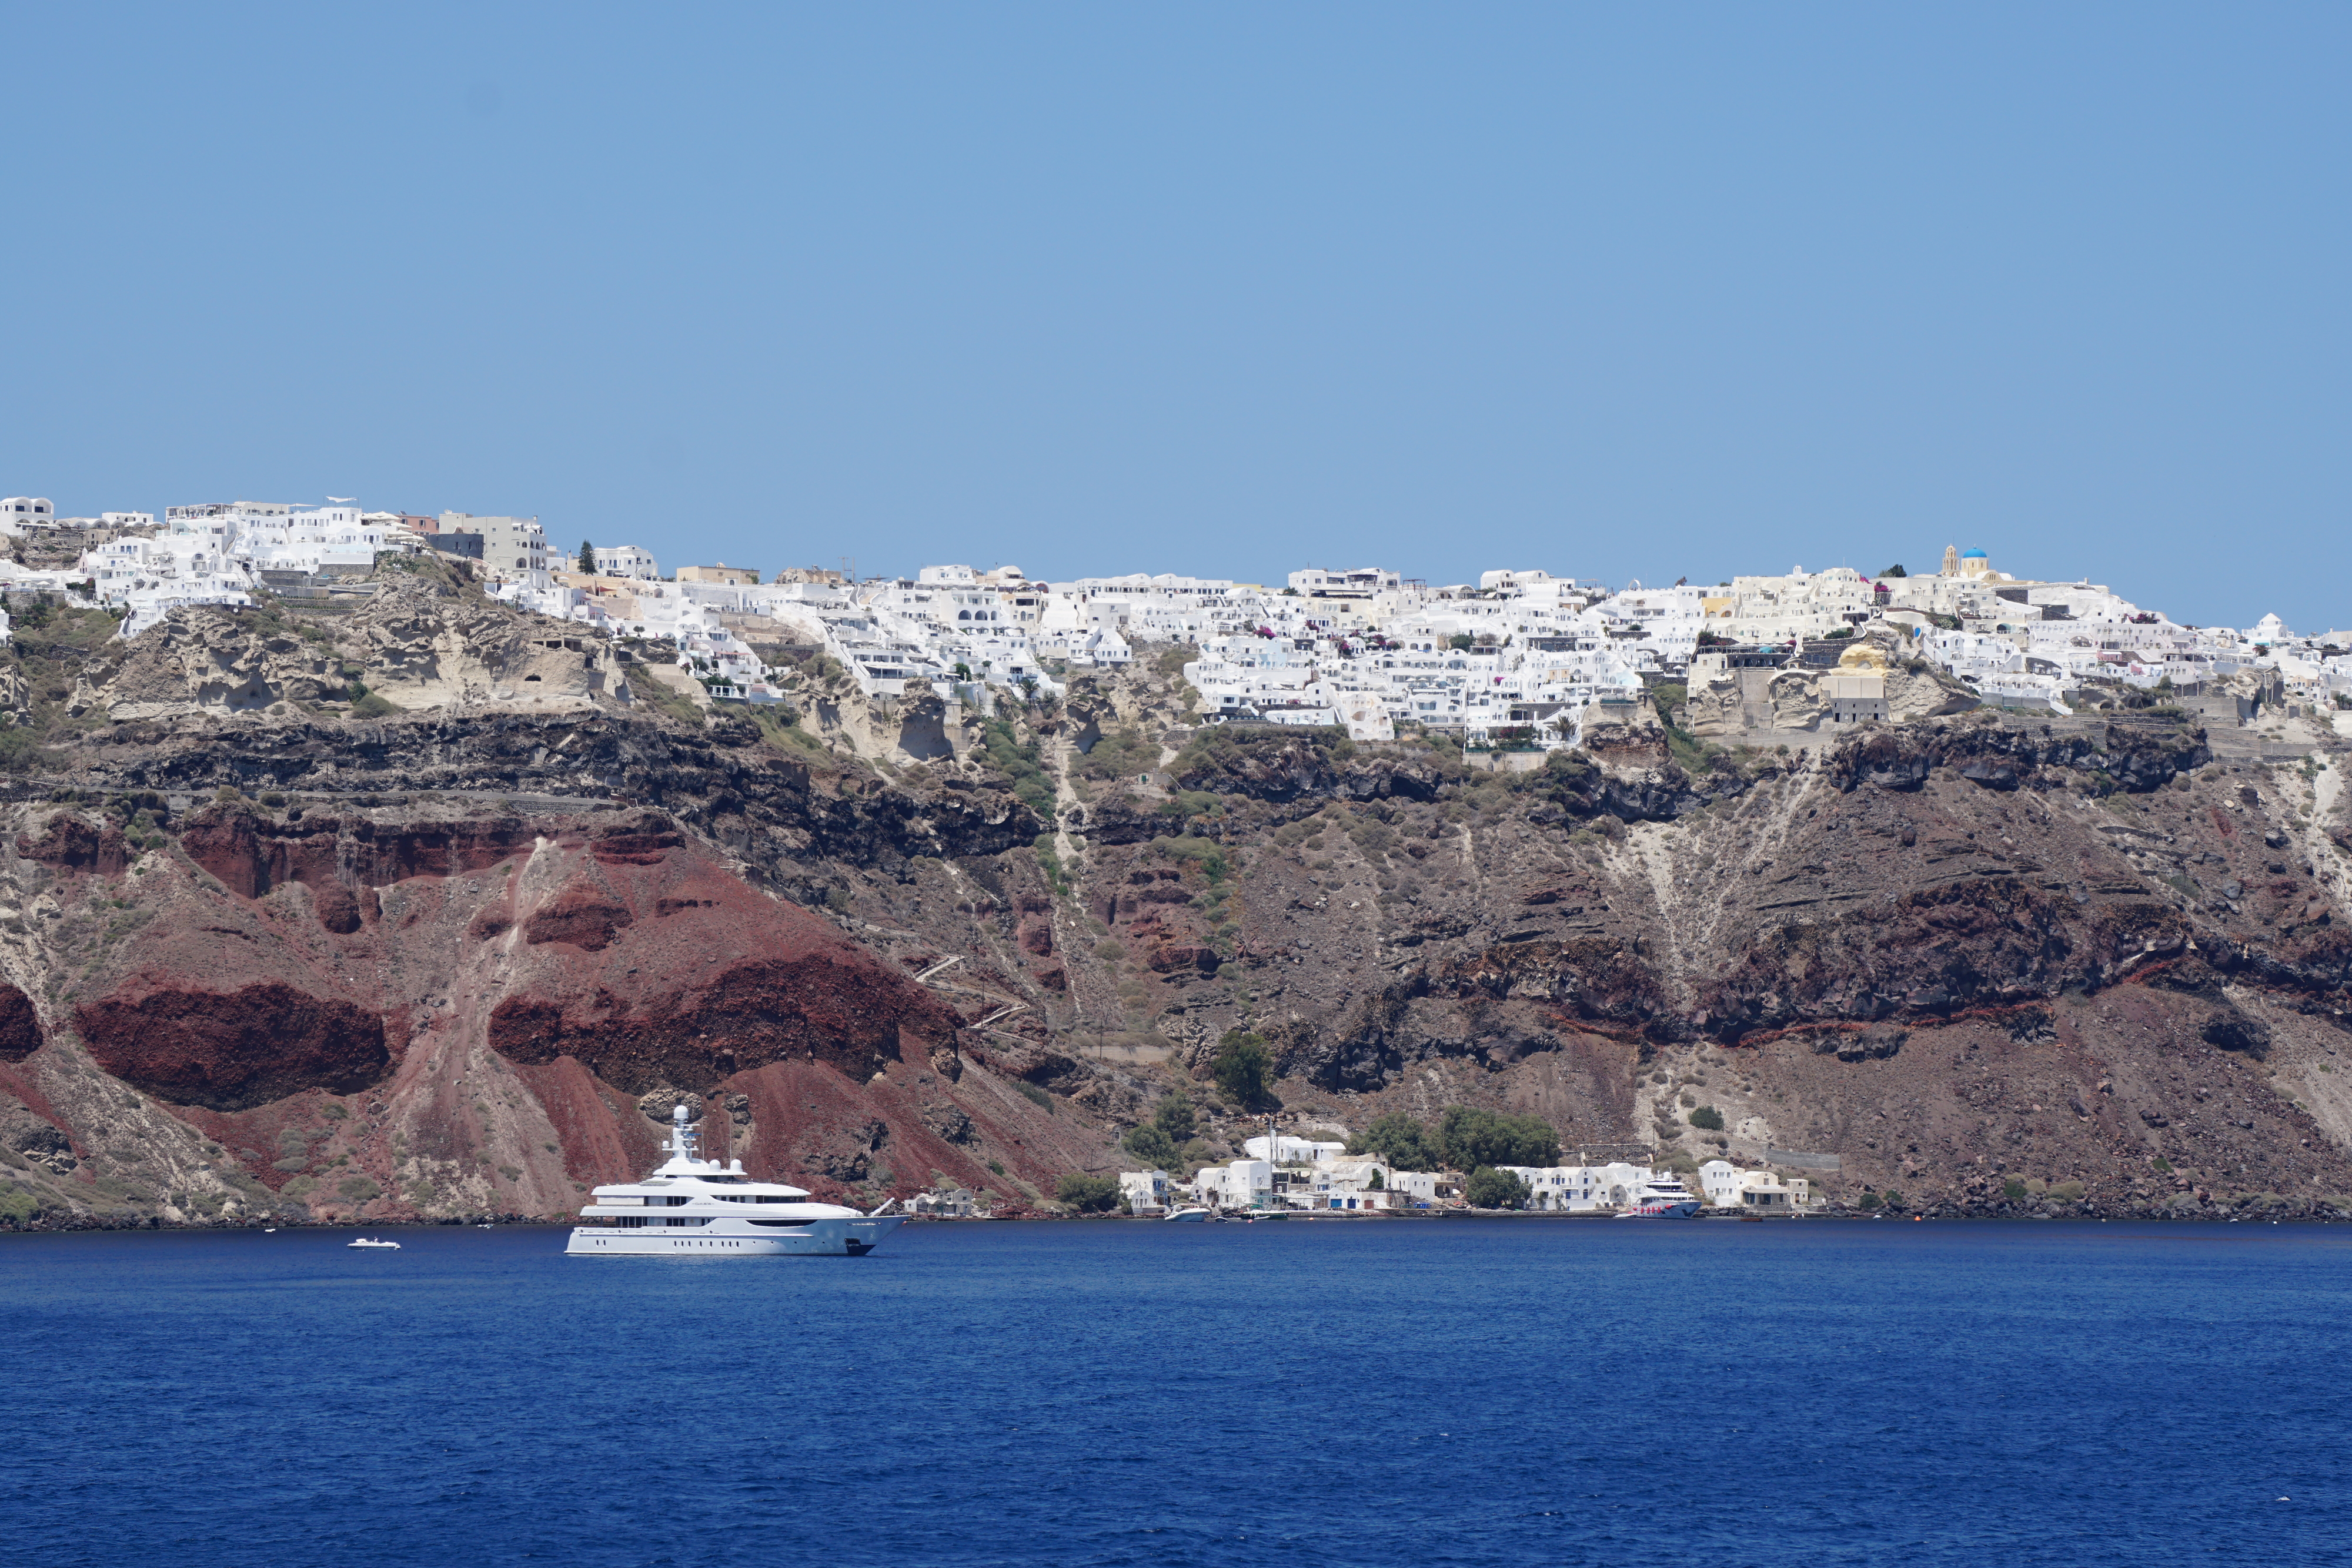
left=5, top=1218, right=2348, bottom=1567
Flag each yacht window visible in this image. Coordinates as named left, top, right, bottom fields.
left=713, top=1193, right=813, bottom=1203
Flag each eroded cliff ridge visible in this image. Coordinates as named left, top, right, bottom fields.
left=2, top=579, right=2350, bottom=1225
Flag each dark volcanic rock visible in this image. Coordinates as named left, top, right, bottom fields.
left=1830, top=720, right=2210, bottom=795
left=0, top=985, right=42, bottom=1062
left=77, top=979, right=392, bottom=1111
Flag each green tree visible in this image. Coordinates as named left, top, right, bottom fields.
left=1121, top=1122, right=1179, bottom=1169
left=1433, top=1106, right=1559, bottom=1169
left=1211, top=1031, right=1275, bottom=1109
left=1055, top=1174, right=1121, bottom=1213
left=1464, top=1166, right=1532, bottom=1209
left=1151, top=1086, right=1197, bottom=1144
left=1367, top=1166, right=1384, bottom=1191
left=1348, top=1111, right=1434, bottom=1171
left=578, top=540, right=598, bottom=575
left=1880, top=564, right=1907, bottom=578
left=1688, top=1105, right=1725, bottom=1131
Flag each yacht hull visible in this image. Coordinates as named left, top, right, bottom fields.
left=565, top=1216, right=905, bottom=1257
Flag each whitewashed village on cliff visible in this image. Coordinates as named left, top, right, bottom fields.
left=2, top=495, right=2346, bottom=752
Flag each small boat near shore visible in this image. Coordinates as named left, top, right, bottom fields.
left=1164, top=1206, right=1211, bottom=1222
left=347, top=1237, right=401, bottom=1250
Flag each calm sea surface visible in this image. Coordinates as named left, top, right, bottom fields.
left=5, top=1218, right=2348, bottom=1567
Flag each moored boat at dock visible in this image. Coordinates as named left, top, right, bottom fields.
left=1616, top=1173, right=1703, bottom=1219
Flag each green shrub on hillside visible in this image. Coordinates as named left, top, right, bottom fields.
left=978, top=720, right=1055, bottom=823
left=1149, top=835, right=1228, bottom=883
left=1078, top=725, right=1155, bottom=781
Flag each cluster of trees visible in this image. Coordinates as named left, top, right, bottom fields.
left=1344, top=1106, right=1562, bottom=1212
left=1121, top=1086, right=1208, bottom=1171
left=1464, top=1167, right=1533, bottom=1209
left=1055, top=1174, right=1121, bottom=1213
left=1347, top=1106, right=1559, bottom=1173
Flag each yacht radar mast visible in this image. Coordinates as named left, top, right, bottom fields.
left=669, top=1104, right=700, bottom=1166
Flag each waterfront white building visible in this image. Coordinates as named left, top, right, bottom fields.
left=1119, top=1169, right=1172, bottom=1216
left=1192, top=1158, right=1273, bottom=1211
left=1700, top=1160, right=1808, bottom=1211
left=1496, top=1162, right=1666, bottom=1212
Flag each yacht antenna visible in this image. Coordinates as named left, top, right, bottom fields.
left=671, top=1104, right=699, bottom=1165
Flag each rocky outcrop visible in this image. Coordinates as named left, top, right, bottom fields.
left=1829, top=717, right=2210, bottom=794
left=1886, top=661, right=1982, bottom=723
left=83, top=573, right=631, bottom=721
left=1168, top=729, right=1445, bottom=803
left=1769, top=668, right=1828, bottom=730
left=0, top=985, right=42, bottom=1062
left=77, top=981, right=392, bottom=1111
left=76, top=711, right=1041, bottom=898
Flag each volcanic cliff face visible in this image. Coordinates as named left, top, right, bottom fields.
left=1061, top=709, right=2352, bottom=1219
left=0, top=794, right=1112, bottom=1224
left=1, top=588, right=2348, bottom=1228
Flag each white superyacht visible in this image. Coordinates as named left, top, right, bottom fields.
left=566, top=1105, right=905, bottom=1258
left=1618, top=1172, right=1703, bottom=1219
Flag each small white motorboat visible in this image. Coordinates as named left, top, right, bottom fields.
left=1164, top=1207, right=1211, bottom=1222
left=347, top=1237, right=402, bottom=1250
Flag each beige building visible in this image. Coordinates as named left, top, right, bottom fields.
left=440, top=512, right=549, bottom=579
left=679, top=563, right=760, bottom=586
left=1823, top=641, right=1890, bottom=723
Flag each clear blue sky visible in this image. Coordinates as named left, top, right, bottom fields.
left=5, top=4, right=2346, bottom=630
